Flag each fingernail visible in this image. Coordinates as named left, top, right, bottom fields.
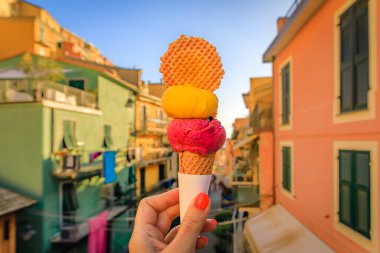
left=194, top=193, right=209, bottom=210
left=211, top=219, right=218, bottom=226
left=200, top=236, right=208, bottom=244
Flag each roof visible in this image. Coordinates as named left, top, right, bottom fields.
left=52, top=56, right=139, bottom=93
left=263, top=0, right=325, bottom=62
left=148, top=83, right=166, bottom=98
left=0, top=188, right=36, bottom=216
left=244, top=205, right=334, bottom=253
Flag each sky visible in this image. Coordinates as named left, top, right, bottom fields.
left=28, top=0, right=293, bottom=135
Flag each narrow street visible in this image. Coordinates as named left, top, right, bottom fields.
left=199, top=180, right=248, bottom=253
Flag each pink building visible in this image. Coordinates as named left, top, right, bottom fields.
left=245, top=0, right=379, bottom=253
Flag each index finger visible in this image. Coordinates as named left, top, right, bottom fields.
left=135, top=188, right=179, bottom=226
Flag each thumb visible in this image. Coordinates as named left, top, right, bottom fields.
left=167, top=192, right=210, bottom=252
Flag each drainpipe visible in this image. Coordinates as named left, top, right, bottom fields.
left=272, top=55, right=277, bottom=205
left=51, top=108, right=54, bottom=153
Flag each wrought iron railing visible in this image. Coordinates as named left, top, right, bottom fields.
left=0, top=79, right=97, bottom=108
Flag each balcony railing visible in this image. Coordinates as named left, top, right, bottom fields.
left=0, top=80, right=97, bottom=109
left=250, top=107, right=273, bottom=131
left=51, top=149, right=135, bottom=180
left=137, top=117, right=168, bottom=134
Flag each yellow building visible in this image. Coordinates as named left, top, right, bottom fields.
left=134, top=82, right=175, bottom=195
left=0, top=0, right=111, bottom=65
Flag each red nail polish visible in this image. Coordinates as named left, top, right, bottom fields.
left=201, top=236, right=208, bottom=244
left=194, top=193, right=209, bottom=210
left=211, top=219, right=218, bottom=226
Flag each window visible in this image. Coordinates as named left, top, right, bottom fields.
left=62, top=182, right=78, bottom=226
left=281, top=63, right=291, bottom=125
left=3, top=218, right=9, bottom=240
left=339, top=150, right=371, bottom=238
left=62, top=120, right=77, bottom=150
left=103, top=125, right=113, bottom=148
left=140, top=105, right=147, bottom=130
left=340, top=0, right=369, bottom=112
left=140, top=167, right=146, bottom=194
left=156, top=109, right=163, bottom=120
left=39, top=26, right=45, bottom=42
left=282, top=146, right=292, bottom=192
left=69, top=79, right=85, bottom=90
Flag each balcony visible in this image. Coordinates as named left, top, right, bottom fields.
left=250, top=107, right=273, bottom=132
left=51, top=206, right=127, bottom=244
left=0, top=79, right=97, bottom=109
left=51, top=150, right=135, bottom=181
left=137, top=117, right=168, bottom=135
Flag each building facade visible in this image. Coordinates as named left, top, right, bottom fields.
left=241, top=77, right=274, bottom=209
left=0, top=54, right=137, bottom=253
left=135, top=82, right=176, bottom=196
left=226, top=77, right=274, bottom=211
left=260, top=0, right=379, bottom=252
left=0, top=0, right=112, bottom=65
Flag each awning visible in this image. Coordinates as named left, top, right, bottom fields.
left=244, top=205, right=334, bottom=253
left=232, top=134, right=258, bottom=150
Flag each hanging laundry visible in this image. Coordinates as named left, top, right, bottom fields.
left=87, top=211, right=108, bottom=253
left=90, top=151, right=103, bottom=163
left=103, top=151, right=116, bottom=184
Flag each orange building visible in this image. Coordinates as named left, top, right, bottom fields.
left=241, top=77, right=274, bottom=209
left=246, top=1, right=379, bottom=253
left=0, top=0, right=112, bottom=65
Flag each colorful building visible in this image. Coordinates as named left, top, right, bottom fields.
left=241, top=77, right=274, bottom=209
left=0, top=0, right=112, bottom=65
left=0, top=53, right=138, bottom=253
left=246, top=0, right=379, bottom=252
left=135, top=81, right=176, bottom=196
left=226, top=77, right=273, bottom=211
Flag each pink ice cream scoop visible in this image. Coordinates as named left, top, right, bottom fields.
left=167, top=118, right=226, bottom=156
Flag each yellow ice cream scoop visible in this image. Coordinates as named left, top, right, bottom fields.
left=162, top=85, right=218, bottom=119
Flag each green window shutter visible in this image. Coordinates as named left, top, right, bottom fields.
left=340, top=9, right=354, bottom=112
left=281, top=64, right=290, bottom=124
left=282, top=147, right=291, bottom=192
left=339, top=150, right=353, bottom=226
left=63, top=121, right=74, bottom=150
left=339, top=149, right=371, bottom=239
left=354, top=0, right=369, bottom=109
left=340, top=0, right=369, bottom=112
left=354, top=151, right=371, bottom=238
left=103, top=125, right=113, bottom=148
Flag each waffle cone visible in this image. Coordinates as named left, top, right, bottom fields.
left=160, top=35, right=224, bottom=91
left=179, top=151, right=215, bottom=175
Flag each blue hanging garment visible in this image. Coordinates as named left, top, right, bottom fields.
left=103, top=151, right=116, bottom=183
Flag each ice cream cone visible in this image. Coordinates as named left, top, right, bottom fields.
left=178, top=151, right=215, bottom=221
left=179, top=151, right=215, bottom=175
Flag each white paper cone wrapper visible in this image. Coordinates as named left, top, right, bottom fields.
left=178, top=173, right=212, bottom=222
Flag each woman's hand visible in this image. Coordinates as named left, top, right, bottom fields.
left=129, top=188, right=217, bottom=253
